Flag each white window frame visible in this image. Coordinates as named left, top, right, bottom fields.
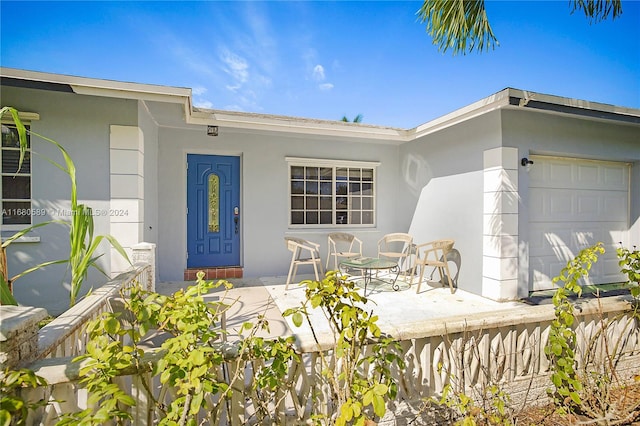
left=1, top=112, right=39, bottom=231
left=286, top=157, right=380, bottom=228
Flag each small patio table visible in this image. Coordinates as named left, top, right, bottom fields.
left=339, top=257, right=400, bottom=296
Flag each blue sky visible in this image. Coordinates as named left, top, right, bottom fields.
left=1, top=1, right=639, bottom=129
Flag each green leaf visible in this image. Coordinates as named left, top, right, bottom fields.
left=372, top=394, right=386, bottom=417
left=569, top=391, right=581, bottom=405
left=363, top=389, right=373, bottom=406
left=373, top=383, right=388, bottom=395
left=0, top=410, right=12, bottom=426
left=292, top=312, right=303, bottom=328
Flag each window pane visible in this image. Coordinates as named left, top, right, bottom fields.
left=351, top=212, right=361, bottom=224
left=291, top=166, right=304, bottom=179
left=362, top=169, right=373, bottom=181
left=291, top=196, right=304, bottom=209
left=362, top=197, right=373, bottom=210
left=306, top=181, right=318, bottom=194
left=362, top=183, right=373, bottom=195
left=336, top=197, right=347, bottom=210
left=306, top=167, right=318, bottom=179
left=320, top=211, right=332, bottom=224
left=1, top=125, right=29, bottom=149
left=306, top=211, right=318, bottom=224
left=2, top=176, right=30, bottom=199
left=362, top=211, right=373, bottom=224
left=320, top=182, right=332, bottom=195
left=349, top=182, right=361, bottom=194
left=291, top=181, right=304, bottom=194
left=291, top=211, right=304, bottom=224
left=336, top=167, right=348, bottom=181
left=320, top=167, right=332, bottom=180
left=336, top=212, right=348, bottom=225
left=2, top=201, right=31, bottom=225
left=352, top=197, right=361, bottom=209
left=2, top=150, right=30, bottom=174
left=319, top=196, right=332, bottom=209
left=336, top=182, right=347, bottom=195
left=306, top=196, right=318, bottom=209
left=349, top=168, right=361, bottom=181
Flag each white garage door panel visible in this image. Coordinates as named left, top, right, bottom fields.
left=531, top=158, right=629, bottom=190
left=531, top=189, right=627, bottom=222
left=529, top=222, right=625, bottom=256
left=529, top=156, right=629, bottom=291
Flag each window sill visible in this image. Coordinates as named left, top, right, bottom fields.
left=1, top=232, right=40, bottom=243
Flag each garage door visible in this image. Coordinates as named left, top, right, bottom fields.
left=529, top=156, right=630, bottom=291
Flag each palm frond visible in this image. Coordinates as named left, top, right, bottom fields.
left=570, top=0, right=623, bottom=23
left=417, top=0, right=498, bottom=55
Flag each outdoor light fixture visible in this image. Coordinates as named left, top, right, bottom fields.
left=207, top=125, right=219, bottom=137
left=521, top=157, right=534, bottom=167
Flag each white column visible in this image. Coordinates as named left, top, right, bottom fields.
left=482, top=147, right=519, bottom=301
left=132, top=242, right=157, bottom=291
left=110, top=125, right=144, bottom=277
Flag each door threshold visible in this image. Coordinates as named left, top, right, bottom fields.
left=184, top=267, right=243, bottom=281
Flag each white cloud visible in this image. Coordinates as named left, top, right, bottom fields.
left=312, top=64, right=325, bottom=81
left=319, top=83, right=334, bottom=91
left=192, top=86, right=207, bottom=96
left=194, top=99, right=213, bottom=109
left=220, top=48, right=249, bottom=84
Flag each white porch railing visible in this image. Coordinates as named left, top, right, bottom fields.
left=34, top=263, right=152, bottom=361
left=17, top=290, right=640, bottom=425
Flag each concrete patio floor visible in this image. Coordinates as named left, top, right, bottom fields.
left=156, top=273, right=526, bottom=347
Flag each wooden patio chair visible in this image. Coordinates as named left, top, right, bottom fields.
left=326, top=232, right=363, bottom=270
left=377, top=232, right=414, bottom=279
left=410, top=239, right=456, bottom=293
left=285, top=237, right=324, bottom=289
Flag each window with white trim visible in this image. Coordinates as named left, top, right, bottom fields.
left=1, top=124, right=31, bottom=226
left=287, top=157, right=378, bottom=227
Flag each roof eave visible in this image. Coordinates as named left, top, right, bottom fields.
left=188, top=109, right=410, bottom=143
left=1, top=67, right=192, bottom=104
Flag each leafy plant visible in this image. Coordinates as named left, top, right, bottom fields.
left=432, top=382, right=513, bottom=426
left=0, top=368, right=49, bottom=426
left=618, top=244, right=640, bottom=299
left=425, top=324, right=517, bottom=426
left=545, top=242, right=605, bottom=411
left=0, top=106, right=130, bottom=306
left=283, top=270, right=405, bottom=425
left=63, top=272, right=299, bottom=425
left=573, top=244, right=640, bottom=423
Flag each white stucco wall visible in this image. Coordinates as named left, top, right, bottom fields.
left=1, top=86, right=138, bottom=315
left=502, top=108, right=640, bottom=294
left=399, top=111, right=503, bottom=296
left=157, top=124, right=402, bottom=281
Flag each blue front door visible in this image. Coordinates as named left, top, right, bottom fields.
left=187, top=154, right=240, bottom=268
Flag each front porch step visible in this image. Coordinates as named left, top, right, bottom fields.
left=184, top=267, right=243, bottom=281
